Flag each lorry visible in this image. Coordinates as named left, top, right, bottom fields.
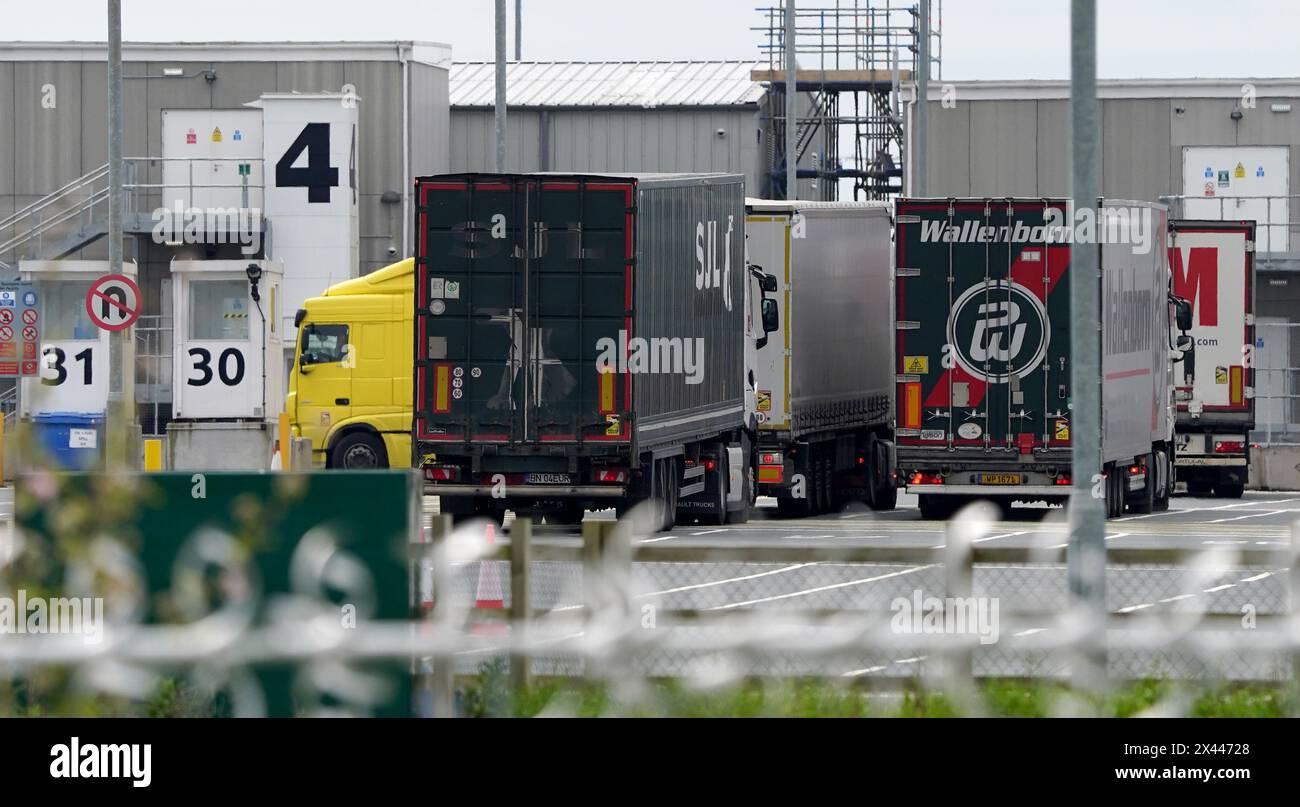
left=892, top=198, right=1194, bottom=519
left=287, top=257, right=414, bottom=469
left=744, top=199, right=897, bottom=515
left=1168, top=219, right=1257, bottom=498
left=413, top=172, right=781, bottom=529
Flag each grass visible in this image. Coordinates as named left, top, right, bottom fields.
left=455, top=661, right=1296, bottom=718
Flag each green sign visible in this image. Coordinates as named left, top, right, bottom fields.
left=11, top=470, right=419, bottom=717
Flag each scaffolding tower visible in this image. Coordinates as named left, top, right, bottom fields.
left=754, top=1, right=941, bottom=201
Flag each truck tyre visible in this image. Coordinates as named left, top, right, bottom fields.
left=546, top=503, right=586, bottom=526
left=1130, top=454, right=1155, bottom=515
left=868, top=440, right=897, bottom=511
left=817, top=453, right=834, bottom=514
left=332, top=431, right=388, bottom=469
left=1214, top=483, right=1245, bottom=499
left=1153, top=450, right=1171, bottom=512
left=1106, top=466, right=1124, bottom=519
left=917, top=494, right=950, bottom=520
left=726, top=464, right=753, bottom=524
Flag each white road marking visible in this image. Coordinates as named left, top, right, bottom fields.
left=1209, top=510, right=1288, bottom=523
left=1118, top=603, right=1154, bottom=613
left=1158, top=594, right=1196, bottom=603
left=973, top=530, right=1028, bottom=544
left=1240, top=571, right=1275, bottom=583
left=691, top=529, right=729, bottom=536
left=638, top=563, right=818, bottom=598
left=1013, top=628, right=1048, bottom=637
left=894, top=656, right=927, bottom=665
left=842, top=665, right=887, bottom=677
left=709, top=564, right=936, bottom=610
left=1202, top=584, right=1235, bottom=593
left=639, top=535, right=676, bottom=544
left=784, top=534, right=836, bottom=540
left=1203, top=540, right=1249, bottom=545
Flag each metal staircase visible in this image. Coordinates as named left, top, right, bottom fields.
left=0, top=163, right=119, bottom=274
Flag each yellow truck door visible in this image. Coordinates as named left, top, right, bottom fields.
left=295, top=322, right=353, bottom=452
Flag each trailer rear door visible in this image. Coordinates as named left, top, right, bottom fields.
left=415, top=176, right=633, bottom=445
left=1169, top=219, right=1255, bottom=422
left=895, top=200, right=1073, bottom=453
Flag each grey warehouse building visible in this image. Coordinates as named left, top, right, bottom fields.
left=448, top=61, right=772, bottom=193
left=917, top=77, right=1300, bottom=481
left=0, top=40, right=451, bottom=302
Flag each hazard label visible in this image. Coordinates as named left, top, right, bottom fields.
left=757, top=389, right=772, bottom=411
left=1215, top=366, right=1228, bottom=384
left=903, top=355, right=930, bottom=374
left=1234, top=162, right=1246, bottom=179
left=1054, top=419, right=1070, bottom=441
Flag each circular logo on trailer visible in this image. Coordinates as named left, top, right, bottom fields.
left=957, top=422, right=983, bottom=440
left=947, top=280, right=1049, bottom=383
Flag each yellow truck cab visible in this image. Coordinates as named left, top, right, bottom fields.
left=287, top=258, right=413, bottom=468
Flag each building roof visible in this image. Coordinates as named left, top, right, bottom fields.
left=924, top=77, right=1300, bottom=100
left=450, top=60, right=765, bottom=108
left=0, top=41, right=452, bottom=68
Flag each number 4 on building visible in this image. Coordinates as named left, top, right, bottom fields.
left=276, top=122, right=339, bottom=203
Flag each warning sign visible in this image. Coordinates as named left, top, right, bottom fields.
left=1234, top=162, right=1246, bottom=179
left=0, top=281, right=39, bottom=377
left=1215, top=366, right=1228, bottom=384
left=85, top=274, right=142, bottom=332
left=1218, top=170, right=1230, bottom=187
left=903, top=355, right=930, bottom=374
left=756, top=389, right=772, bottom=411
left=1054, top=419, right=1070, bottom=441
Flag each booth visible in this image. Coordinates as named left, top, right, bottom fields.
left=18, top=260, right=138, bottom=470
left=166, top=259, right=284, bottom=470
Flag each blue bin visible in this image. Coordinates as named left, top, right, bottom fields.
left=31, top=412, right=105, bottom=470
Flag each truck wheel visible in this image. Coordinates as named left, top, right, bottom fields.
left=1214, top=483, right=1245, bottom=499
left=868, top=441, right=897, bottom=511
left=332, top=431, right=388, bottom=469
left=697, top=448, right=729, bottom=526
left=1152, top=450, right=1170, bottom=512
left=1105, top=466, right=1124, bottom=519
left=725, top=465, right=752, bottom=524
left=917, top=494, right=950, bottom=520
left=1129, top=454, right=1155, bottom=514
left=546, top=503, right=586, bottom=526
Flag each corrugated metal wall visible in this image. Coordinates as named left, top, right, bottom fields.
left=923, top=96, right=1300, bottom=203
left=449, top=107, right=763, bottom=193
left=0, top=55, right=450, bottom=301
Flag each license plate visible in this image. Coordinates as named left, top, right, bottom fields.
left=978, top=473, right=1022, bottom=485
left=525, top=473, right=571, bottom=484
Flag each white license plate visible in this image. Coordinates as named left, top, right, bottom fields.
left=525, top=473, right=571, bottom=484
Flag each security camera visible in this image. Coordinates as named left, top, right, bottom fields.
left=386, top=245, right=398, bottom=257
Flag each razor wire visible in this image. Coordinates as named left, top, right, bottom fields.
left=1, top=500, right=1299, bottom=717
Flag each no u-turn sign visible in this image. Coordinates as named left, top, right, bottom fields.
left=86, top=274, right=142, bottom=332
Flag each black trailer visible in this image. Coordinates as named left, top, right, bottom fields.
left=413, top=172, right=761, bottom=529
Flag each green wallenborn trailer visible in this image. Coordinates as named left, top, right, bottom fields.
left=893, top=198, right=1195, bottom=519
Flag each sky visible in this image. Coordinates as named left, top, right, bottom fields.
left=1, top=0, right=1294, bottom=80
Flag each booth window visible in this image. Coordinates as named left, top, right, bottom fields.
left=189, top=280, right=250, bottom=340
left=301, top=324, right=348, bottom=366
left=43, top=281, right=97, bottom=340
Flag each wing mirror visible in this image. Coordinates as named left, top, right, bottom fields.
left=761, top=297, right=780, bottom=333
left=1173, top=297, right=1193, bottom=332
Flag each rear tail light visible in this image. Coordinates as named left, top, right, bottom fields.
left=595, top=469, right=628, bottom=483
left=1214, top=440, right=1245, bottom=454
left=424, top=465, right=459, bottom=482
left=759, top=452, right=782, bottom=465
left=856, top=455, right=866, bottom=465
left=910, top=472, right=943, bottom=485
left=1128, top=465, right=1142, bottom=476
left=1054, top=475, right=1071, bottom=486
left=704, top=458, right=717, bottom=471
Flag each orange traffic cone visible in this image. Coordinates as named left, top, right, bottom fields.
left=471, top=521, right=507, bottom=636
